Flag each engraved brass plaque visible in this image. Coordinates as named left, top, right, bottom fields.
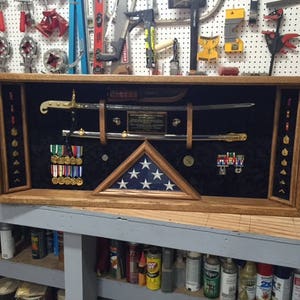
left=127, top=112, right=167, bottom=134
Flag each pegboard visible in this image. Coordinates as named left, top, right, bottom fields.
left=1, top=0, right=299, bottom=75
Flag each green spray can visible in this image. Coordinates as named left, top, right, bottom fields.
left=204, top=254, right=221, bottom=298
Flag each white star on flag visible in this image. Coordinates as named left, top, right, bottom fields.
left=140, top=179, right=152, bottom=189
left=110, top=154, right=179, bottom=192
left=140, top=158, right=151, bottom=169
left=164, top=180, right=176, bottom=191
left=129, top=168, right=140, bottom=179
left=118, top=179, right=128, bottom=189
left=152, top=169, right=163, bottom=180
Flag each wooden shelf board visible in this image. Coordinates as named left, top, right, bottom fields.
left=0, top=189, right=298, bottom=216
left=75, top=206, right=300, bottom=242
left=9, top=247, right=64, bottom=271
left=1, top=189, right=300, bottom=241
left=0, top=73, right=299, bottom=86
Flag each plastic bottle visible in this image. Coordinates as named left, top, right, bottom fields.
left=238, top=261, right=257, bottom=300
left=185, top=251, right=202, bottom=292
left=203, top=254, right=221, bottom=299
left=272, top=265, right=292, bottom=300
left=256, top=263, right=273, bottom=300
left=220, top=257, right=237, bottom=300
left=292, top=269, right=300, bottom=300
left=174, top=252, right=186, bottom=288
left=0, top=223, right=15, bottom=259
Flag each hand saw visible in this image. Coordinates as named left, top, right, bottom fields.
left=96, top=0, right=136, bottom=69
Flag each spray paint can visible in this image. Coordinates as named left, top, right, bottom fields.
left=292, top=269, right=300, bottom=300
left=161, top=247, right=175, bottom=292
left=146, top=247, right=161, bottom=290
left=174, top=251, right=186, bottom=289
left=0, top=223, right=15, bottom=259
left=31, top=228, right=47, bottom=259
left=238, top=261, right=257, bottom=300
left=110, top=239, right=125, bottom=280
left=138, top=250, right=147, bottom=286
left=204, top=254, right=221, bottom=299
left=256, top=263, right=273, bottom=300
left=272, top=265, right=292, bottom=300
left=220, top=257, right=237, bottom=300
left=126, top=242, right=139, bottom=284
left=185, top=251, right=202, bottom=292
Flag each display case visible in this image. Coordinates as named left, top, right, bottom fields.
left=0, top=74, right=300, bottom=216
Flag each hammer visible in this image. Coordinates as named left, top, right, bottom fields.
left=168, top=0, right=207, bottom=74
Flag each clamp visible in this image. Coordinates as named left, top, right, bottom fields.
left=19, top=35, right=38, bottom=73
left=0, top=36, right=10, bottom=72
left=262, top=8, right=299, bottom=75
left=43, top=48, right=84, bottom=73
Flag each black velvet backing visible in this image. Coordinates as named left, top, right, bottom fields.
left=24, top=83, right=277, bottom=199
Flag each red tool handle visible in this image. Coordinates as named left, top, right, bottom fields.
left=0, top=11, right=5, bottom=32
left=20, top=11, right=26, bottom=32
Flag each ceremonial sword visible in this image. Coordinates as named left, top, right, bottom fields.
left=40, top=93, right=255, bottom=114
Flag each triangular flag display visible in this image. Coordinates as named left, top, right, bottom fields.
left=93, top=141, right=201, bottom=200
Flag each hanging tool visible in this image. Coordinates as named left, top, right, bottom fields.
left=126, top=9, right=156, bottom=70
left=43, top=48, right=84, bottom=73
left=0, top=0, right=7, bottom=32
left=224, top=8, right=245, bottom=53
left=68, top=0, right=89, bottom=74
left=265, top=0, right=300, bottom=8
left=36, top=9, right=68, bottom=37
left=249, top=0, right=259, bottom=25
left=197, top=35, right=220, bottom=61
left=93, top=0, right=105, bottom=74
left=19, top=35, right=38, bottom=73
left=170, top=38, right=180, bottom=75
left=15, top=0, right=33, bottom=32
left=96, top=0, right=136, bottom=67
left=110, top=0, right=137, bottom=74
left=262, top=8, right=299, bottom=76
left=0, top=36, right=11, bottom=72
left=168, top=0, right=207, bottom=75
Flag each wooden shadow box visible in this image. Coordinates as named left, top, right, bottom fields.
left=0, top=76, right=300, bottom=217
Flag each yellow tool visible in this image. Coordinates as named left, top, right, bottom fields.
left=197, top=35, right=220, bottom=61
left=224, top=8, right=245, bottom=53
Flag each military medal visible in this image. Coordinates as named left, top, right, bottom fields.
left=235, top=154, right=244, bottom=173
left=12, top=150, right=19, bottom=157
left=76, top=178, right=84, bottom=186
left=283, top=135, right=290, bottom=145
left=217, top=154, right=228, bottom=175
left=11, top=127, right=18, bottom=136
left=11, top=139, right=18, bottom=147
left=64, top=156, right=71, bottom=165
left=281, top=148, right=288, bottom=157
left=50, top=145, right=59, bottom=164
left=280, top=169, right=287, bottom=175
left=51, top=165, right=58, bottom=185
left=75, top=146, right=83, bottom=165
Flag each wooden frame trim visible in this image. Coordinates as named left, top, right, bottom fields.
left=93, top=140, right=201, bottom=200
left=0, top=84, right=31, bottom=193
left=269, top=87, right=300, bottom=206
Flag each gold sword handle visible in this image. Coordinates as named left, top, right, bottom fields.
left=40, top=90, right=77, bottom=114
left=224, top=133, right=247, bottom=142
left=40, top=100, right=74, bottom=114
